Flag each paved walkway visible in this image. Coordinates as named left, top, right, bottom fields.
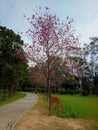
left=0, top=92, right=38, bottom=130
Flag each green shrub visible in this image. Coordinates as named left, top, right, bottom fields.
left=95, top=91, right=98, bottom=96
left=81, top=90, right=88, bottom=96
left=65, top=89, right=70, bottom=94
left=74, top=89, right=81, bottom=94
left=58, top=88, right=65, bottom=94
left=64, top=90, right=75, bottom=95
left=70, top=90, right=74, bottom=95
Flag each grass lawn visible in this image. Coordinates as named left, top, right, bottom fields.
left=57, top=95, right=98, bottom=120
left=0, top=92, right=26, bottom=106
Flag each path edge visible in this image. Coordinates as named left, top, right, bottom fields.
left=11, top=94, right=38, bottom=130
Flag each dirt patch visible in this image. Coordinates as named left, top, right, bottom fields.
left=14, top=107, right=94, bottom=130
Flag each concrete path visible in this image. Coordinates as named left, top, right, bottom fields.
left=0, top=92, right=38, bottom=130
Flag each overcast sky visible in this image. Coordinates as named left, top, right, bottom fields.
left=0, top=0, right=98, bottom=44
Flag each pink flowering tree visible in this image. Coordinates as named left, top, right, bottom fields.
left=24, top=7, right=79, bottom=115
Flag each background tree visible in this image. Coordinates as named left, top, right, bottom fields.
left=29, top=56, right=63, bottom=94
left=29, top=65, right=46, bottom=93
left=84, top=37, right=98, bottom=94
left=0, top=26, right=28, bottom=100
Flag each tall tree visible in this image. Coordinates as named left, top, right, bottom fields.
left=24, top=7, right=79, bottom=115
left=0, top=26, right=28, bottom=100
left=84, top=37, right=98, bottom=87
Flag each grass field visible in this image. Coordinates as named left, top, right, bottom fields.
left=57, top=95, right=98, bottom=120
left=0, top=92, right=25, bottom=106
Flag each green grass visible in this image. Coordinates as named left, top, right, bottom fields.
left=57, top=95, right=98, bottom=119
left=0, top=92, right=26, bottom=106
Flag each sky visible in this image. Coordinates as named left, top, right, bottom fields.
left=0, top=0, right=98, bottom=44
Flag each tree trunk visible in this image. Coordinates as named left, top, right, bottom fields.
left=2, top=86, right=7, bottom=101
left=89, top=86, right=93, bottom=95
left=9, top=86, right=14, bottom=97
left=47, top=78, right=52, bottom=116
left=47, top=58, right=52, bottom=116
